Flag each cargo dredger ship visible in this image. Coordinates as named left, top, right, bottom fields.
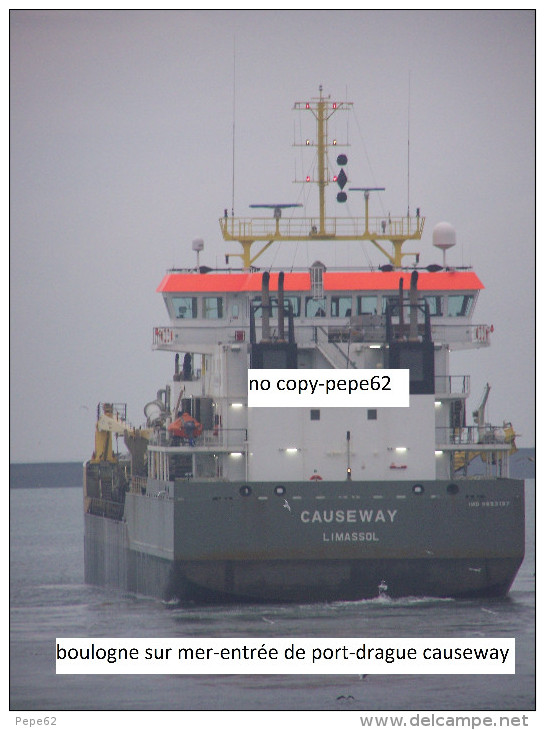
left=84, top=88, right=524, bottom=603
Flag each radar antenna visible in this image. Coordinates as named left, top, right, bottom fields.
left=249, top=203, right=302, bottom=233
left=348, top=187, right=386, bottom=235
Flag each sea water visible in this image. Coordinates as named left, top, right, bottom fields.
left=9, top=468, right=535, bottom=712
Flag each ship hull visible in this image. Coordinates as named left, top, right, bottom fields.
left=84, top=475, right=525, bottom=604
left=166, top=557, right=521, bottom=604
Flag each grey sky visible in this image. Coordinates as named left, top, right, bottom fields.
left=10, top=9, right=535, bottom=463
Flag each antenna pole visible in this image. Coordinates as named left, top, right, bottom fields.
left=407, top=70, right=411, bottom=218
left=231, top=38, right=236, bottom=217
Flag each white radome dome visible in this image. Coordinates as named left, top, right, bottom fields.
left=432, top=222, right=456, bottom=251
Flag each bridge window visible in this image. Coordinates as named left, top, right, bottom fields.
left=357, top=295, right=378, bottom=315
left=447, top=294, right=474, bottom=317
left=382, top=296, right=398, bottom=314
left=305, top=296, right=327, bottom=317
left=251, top=295, right=301, bottom=318
left=331, top=296, right=352, bottom=317
left=423, top=295, right=443, bottom=316
left=285, top=296, right=301, bottom=317
left=173, top=296, right=197, bottom=319
left=251, top=296, right=267, bottom=318
left=203, top=297, right=224, bottom=319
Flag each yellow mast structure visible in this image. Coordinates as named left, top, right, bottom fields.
left=219, top=86, right=424, bottom=270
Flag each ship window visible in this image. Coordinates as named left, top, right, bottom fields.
left=367, top=409, right=377, bottom=420
left=382, top=296, right=398, bottom=314
left=284, top=296, right=301, bottom=317
left=203, top=297, right=224, bottom=319
left=423, top=295, right=443, bottom=316
left=305, top=296, right=327, bottom=317
left=331, top=296, right=352, bottom=317
left=173, top=296, right=197, bottom=319
left=251, top=296, right=267, bottom=318
left=447, top=294, right=474, bottom=317
left=357, top=295, right=378, bottom=315
left=310, top=409, right=320, bottom=421
left=252, top=296, right=300, bottom=318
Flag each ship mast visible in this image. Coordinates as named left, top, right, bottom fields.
left=220, top=87, right=424, bottom=270
left=316, top=86, right=327, bottom=235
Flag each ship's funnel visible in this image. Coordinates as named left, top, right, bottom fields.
left=262, top=272, right=271, bottom=341
left=278, top=272, right=285, bottom=341
left=409, top=270, right=419, bottom=341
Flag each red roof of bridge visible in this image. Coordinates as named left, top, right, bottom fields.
left=157, top=270, right=483, bottom=294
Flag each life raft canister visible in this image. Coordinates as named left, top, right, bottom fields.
left=168, top=412, right=203, bottom=439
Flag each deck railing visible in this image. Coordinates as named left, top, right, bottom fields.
left=434, top=375, right=470, bottom=397
left=219, top=215, right=424, bottom=241
left=129, top=475, right=148, bottom=495
left=150, top=428, right=247, bottom=450
left=152, top=321, right=492, bottom=352
left=436, top=425, right=511, bottom=447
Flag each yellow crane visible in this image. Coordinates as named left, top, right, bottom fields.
left=90, top=403, right=150, bottom=468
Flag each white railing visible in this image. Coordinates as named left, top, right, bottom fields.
left=436, top=425, right=510, bottom=447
